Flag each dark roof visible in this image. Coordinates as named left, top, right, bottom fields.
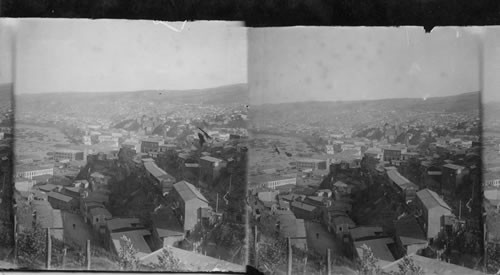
left=47, top=191, right=74, bottom=203
left=394, top=215, right=427, bottom=245
left=39, top=184, right=58, bottom=192
left=151, top=207, right=184, bottom=238
left=107, top=218, right=143, bottom=232
left=173, top=181, right=209, bottom=203
left=290, top=201, right=317, bottom=212
left=89, top=207, right=112, bottom=217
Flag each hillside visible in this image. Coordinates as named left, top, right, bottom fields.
left=15, top=83, right=248, bottom=121
left=251, top=92, right=479, bottom=130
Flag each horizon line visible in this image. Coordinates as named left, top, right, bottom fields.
left=250, top=91, right=480, bottom=106
left=12, top=82, right=248, bottom=96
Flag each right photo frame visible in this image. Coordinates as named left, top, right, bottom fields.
left=247, top=26, right=493, bottom=275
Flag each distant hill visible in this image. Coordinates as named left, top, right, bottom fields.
left=251, top=92, right=479, bottom=129
left=17, top=83, right=248, bottom=106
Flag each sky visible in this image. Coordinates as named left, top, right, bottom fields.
left=0, top=19, right=16, bottom=84
left=15, top=19, right=247, bottom=94
left=249, top=27, right=482, bottom=105
left=483, top=27, right=500, bottom=103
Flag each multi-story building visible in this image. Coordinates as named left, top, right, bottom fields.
left=295, top=158, right=327, bottom=171
left=53, top=149, right=84, bottom=162
left=250, top=173, right=297, bottom=190
left=325, top=145, right=335, bottom=155
left=16, top=163, right=54, bottom=180
left=141, top=138, right=165, bottom=154
left=383, top=147, right=407, bottom=162
left=199, top=156, right=226, bottom=184
left=441, top=164, right=468, bottom=190
left=169, top=180, right=211, bottom=233
left=415, top=188, right=453, bottom=241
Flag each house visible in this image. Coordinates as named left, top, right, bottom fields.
left=295, top=158, right=327, bottom=171
left=89, top=207, right=112, bottom=233
left=394, top=215, right=428, bottom=257
left=349, top=226, right=384, bottom=242
left=104, top=218, right=145, bottom=250
left=250, top=173, right=297, bottom=191
left=290, top=201, right=320, bottom=220
left=140, top=138, right=164, bottom=154
left=303, top=196, right=331, bottom=208
left=38, top=184, right=59, bottom=193
left=441, top=163, right=468, bottom=190
left=323, top=207, right=355, bottom=235
left=47, top=191, right=78, bottom=210
left=315, top=189, right=333, bottom=198
left=330, top=215, right=356, bottom=237
left=169, top=181, right=210, bottom=233
left=383, top=147, right=406, bottom=162
left=386, top=170, right=418, bottom=202
left=151, top=207, right=185, bottom=250
left=415, top=188, right=453, bottom=241
left=199, top=156, right=226, bottom=185
left=63, top=186, right=81, bottom=198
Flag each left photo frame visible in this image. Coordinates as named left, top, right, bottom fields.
left=8, top=18, right=249, bottom=272
left=0, top=18, right=16, bottom=268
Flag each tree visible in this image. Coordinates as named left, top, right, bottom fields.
left=118, top=236, right=184, bottom=271
left=358, top=245, right=383, bottom=275
left=117, top=236, right=140, bottom=271
left=394, top=256, right=424, bottom=275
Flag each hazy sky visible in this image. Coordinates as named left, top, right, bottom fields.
left=249, top=27, right=481, bottom=105
left=15, top=19, right=247, bottom=94
left=0, top=19, right=15, bottom=84
left=483, top=27, right=500, bottom=103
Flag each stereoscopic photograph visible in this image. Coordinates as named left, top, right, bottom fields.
left=11, top=19, right=248, bottom=272
left=247, top=27, right=485, bottom=275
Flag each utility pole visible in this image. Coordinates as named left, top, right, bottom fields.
left=62, top=248, right=67, bottom=269
left=254, top=225, right=258, bottom=268
left=46, top=228, right=51, bottom=269
left=327, top=249, right=331, bottom=275
left=287, top=237, right=292, bottom=275
left=86, top=240, right=91, bottom=270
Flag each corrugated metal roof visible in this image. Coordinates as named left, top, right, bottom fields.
left=174, top=181, right=208, bottom=203
left=416, top=188, right=451, bottom=211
